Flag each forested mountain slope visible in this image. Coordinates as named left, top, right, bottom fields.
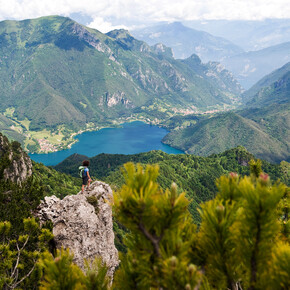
left=245, top=69, right=290, bottom=108
left=241, top=62, right=290, bottom=104
left=162, top=111, right=289, bottom=163
left=238, top=103, right=290, bottom=148
left=0, top=16, right=240, bottom=134
left=162, top=65, right=290, bottom=163
left=54, top=147, right=289, bottom=220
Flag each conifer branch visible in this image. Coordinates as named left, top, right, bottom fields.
left=138, top=222, right=161, bottom=258
left=249, top=207, right=261, bottom=290
left=10, top=261, right=37, bottom=289
left=10, top=236, right=29, bottom=281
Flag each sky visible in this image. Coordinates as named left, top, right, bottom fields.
left=0, top=0, right=289, bottom=32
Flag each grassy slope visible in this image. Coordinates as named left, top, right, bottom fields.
left=0, top=114, right=25, bottom=143
left=239, top=103, right=290, bottom=146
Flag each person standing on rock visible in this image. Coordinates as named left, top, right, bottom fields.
left=80, top=160, right=92, bottom=192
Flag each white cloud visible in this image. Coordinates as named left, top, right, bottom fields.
left=0, top=0, right=289, bottom=31
left=87, top=17, right=128, bottom=33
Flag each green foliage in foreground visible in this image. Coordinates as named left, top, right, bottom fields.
left=39, top=248, right=110, bottom=290
left=113, top=163, right=202, bottom=289
left=41, top=161, right=289, bottom=289
left=0, top=218, right=53, bottom=290
left=0, top=177, right=54, bottom=289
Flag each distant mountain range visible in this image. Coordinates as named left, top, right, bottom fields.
left=132, top=21, right=290, bottom=89
left=162, top=64, right=290, bottom=163
left=66, top=15, right=290, bottom=53
left=132, top=22, right=244, bottom=62
left=0, top=16, right=240, bottom=135
left=221, top=43, right=290, bottom=89
left=184, top=19, right=290, bottom=52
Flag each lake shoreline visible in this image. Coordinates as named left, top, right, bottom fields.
left=30, top=117, right=167, bottom=155
left=29, top=121, right=184, bottom=166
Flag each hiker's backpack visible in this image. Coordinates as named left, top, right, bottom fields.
left=78, top=166, right=86, bottom=178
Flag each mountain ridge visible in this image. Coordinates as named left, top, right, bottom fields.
left=0, top=15, right=242, bottom=152
left=221, top=42, right=290, bottom=88
left=131, top=21, right=244, bottom=61
left=241, top=62, right=290, bottom=103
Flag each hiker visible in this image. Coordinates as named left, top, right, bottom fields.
left=80, top=160, right=92, bottom=192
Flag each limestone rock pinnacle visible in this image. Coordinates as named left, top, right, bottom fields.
left=35, top=180, right=119, bottom=277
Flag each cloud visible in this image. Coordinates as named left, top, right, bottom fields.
left=0, top=0, right=289, bottom=31
left=87, top=17, right=128, bottom=33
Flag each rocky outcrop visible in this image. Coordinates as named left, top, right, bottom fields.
left=72, top=23, right=111, bottom=54
left=105, top=91, right=134, bottom=108
left=153, top=43, right=174, bottom=58
left=0, top=133, right=32, bottom=184
left=205, top=62, right=243, bottom=95
left=35, top=180, right=119, bottom=277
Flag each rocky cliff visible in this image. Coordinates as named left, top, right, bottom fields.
left=0, top=133, right=32, bottom=183
left=35, top=180, right=119, bottom=277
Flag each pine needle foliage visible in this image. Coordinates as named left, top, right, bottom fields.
left=39, top=249, right=110, bottom=290
left=266, top=242, right=290, bottom=289
left=198, top=160, right=289, bottom=290
left=113, top=162, right=203, bottom=289
left=39, top=248, right=84, bottom=290
left=112, top=160, right=289, bottom=289
left=0, top=217, right=53, bottom=290
left=83, top=257, right=111, bottom=290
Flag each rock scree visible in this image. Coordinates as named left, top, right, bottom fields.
left=35, top=180, right=119, bottom=277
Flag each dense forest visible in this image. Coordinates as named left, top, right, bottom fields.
left=54, top=147, right=289, bottom=221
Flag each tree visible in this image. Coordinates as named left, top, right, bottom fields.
left=198, top=160, right=289, bottom=289
left=0, top=217, right=53, bottom=290
left=113, top=162, right=204, bottom=289
left=38, top=161, right=289, bottom=290
left=39, top=248, right=110, bottom=290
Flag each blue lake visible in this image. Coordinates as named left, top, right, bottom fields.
left=29, top=121, right=184, bottom=166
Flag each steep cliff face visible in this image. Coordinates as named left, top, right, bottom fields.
left=0, top=133, right=32, bottom=183
left=35, top=180, right=119, bottom=277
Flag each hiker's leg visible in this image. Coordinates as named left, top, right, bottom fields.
left=82, top=184, right=85, bottom=192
